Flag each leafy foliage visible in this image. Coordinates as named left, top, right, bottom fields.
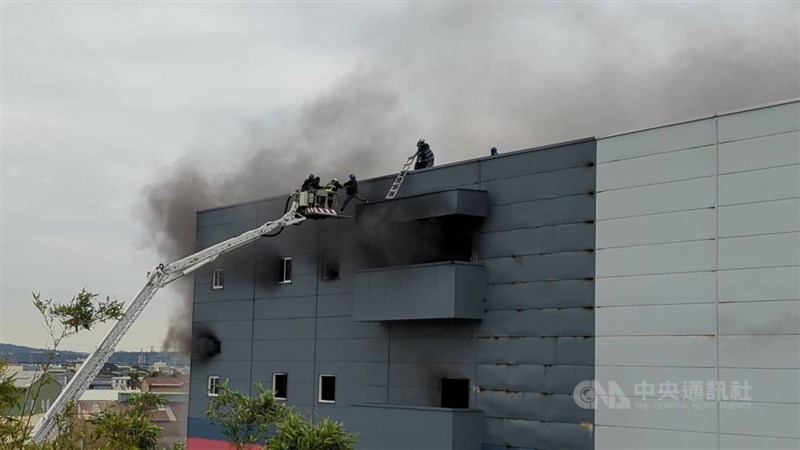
left=205, top=380, right=283, bottom=449
left=33, top=289, right=124, bottom=337
left=206, top=379, right=357, bottom=450
left=270, top=410, right=356, bottom=450
left=89, top=392, right=165, bottom=450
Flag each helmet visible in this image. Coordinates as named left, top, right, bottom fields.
left=308, top=173, right=315, bottom=179
left=417, top=139, right=425, bottom=147
left=349, top=174, right=356, bottom=180
left=332, top=178, right=338, bottom=182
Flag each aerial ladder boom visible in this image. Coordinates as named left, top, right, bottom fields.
left=31, top=195, right=308, bottom=443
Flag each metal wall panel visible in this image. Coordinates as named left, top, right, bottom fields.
left=483, top=252, right=593, bottom=283
left=484, top=167, right=594, bottom=206
left=719, top=368, right=800, bottom=404
left=719, top=335, right=800, bottom=369
left=596, top=240, right=716, bottom=277
left=720, top=434, right=800, bottom=450
left=595, top=398, right=716, bottom=432
left=596, top=337, right=716, bottom=367
left=719, top=300, right=800, bottom=335
left=597, top=118, right=715, bottom=163
left=718, top=232, right=800, bottom=269
left=718, top=101, right=800, bottom=143
left=479, top=309, right=594, bottom=337
left=479, top=223, right=594, bottom=258
left=477, top=364, right=594, bottom=395
left=250, top=361, right=315, bottom=384
left=595, top=366, right=715, bottom=397
left=252, top=318, right=315, bottom=340
left=597, top=145, right=716, bottom=191
left=595, top=426, right=716, bottom=450
left=485, top=279, right=594, bottom=310
left=193, top=300, right=253, bottom=322
left=719, top=131, right=800, bottom=174
left=719, top=198, right=800, bottom=237
left=597, top=209, right=716, bottom=249
left=718, top=267, right=800, bottom=302
left=314, top=339, right=388, bottom=362
left=595, top=271, right=716, bottom=307
left=251, top=339, right=315, bottom=361
left=253, top=296, right=316, bottom=319
left=719, top=402, right=800, bottom=439
left=482, top=418, right=593, bottom=450
left=482, top=194, right=595, bottom=232
left=479, top=139, right=594, bottom=181
left=595, top=304, right=715, bottom=336
left=596, top=177, right=716, bottom=220
left=196, top=203, right=258, bottom=228
left=719, top=165, right=800, bottom=206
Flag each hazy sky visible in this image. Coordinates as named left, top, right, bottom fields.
left=2, top=2, right=798, bottom=353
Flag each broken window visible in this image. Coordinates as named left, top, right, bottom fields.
left=322, top=253, right=339, bottom=280
left=440, top=378, right=470, bottom=408
left=273, top=373, right=288, bottom=400
left=277, top=257, right=292, bottom=284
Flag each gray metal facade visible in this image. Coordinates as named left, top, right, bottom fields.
left=188, top=137, right=597, bottom=450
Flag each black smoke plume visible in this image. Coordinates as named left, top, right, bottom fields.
left=140, top=3, right=799, bottom=353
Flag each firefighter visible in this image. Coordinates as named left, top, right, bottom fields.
left=310, top=176, right=322, bottom=190
left=415, top=139, right=435, bottom=170
left=324, top=178, right=343, bottom=208
left=301, top=173, right=315, bottom=191
left=341, top=174, right=368, bottom=211
left=490, top=147, right=498, bottom=156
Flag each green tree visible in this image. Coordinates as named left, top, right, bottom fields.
left=205, top=380, right=283, bottom=449
left=89, top=392, right=165, bottom=450
left=1, top=289, right=124, bottom=447
left=206, top=380, right=356, bottom=450
left=270, top=410, right=356, bottom=450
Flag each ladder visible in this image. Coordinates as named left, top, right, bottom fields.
left=385, top=155, right=416, bottom=199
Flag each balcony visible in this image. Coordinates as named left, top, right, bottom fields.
left=353, top=261, right=484, bottom=321
left=355, top=189, right=487, bottom=223
left=351, top=404, right=483, bottom=450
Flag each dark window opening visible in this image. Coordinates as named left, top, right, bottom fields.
left=277, top=257, right=292, bottom=284
left=441, top=378, right=470, bottom=408
left=319, top=375, right=336, bottom=403
left=273, top=373, right=288, bottom=400
left=322, top=255, right=339, bottom=280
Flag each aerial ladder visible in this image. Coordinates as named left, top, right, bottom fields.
left=31, top=190, right=341, bottom=443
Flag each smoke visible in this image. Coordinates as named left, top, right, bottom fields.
left=140, top=3, right=799, bottom=353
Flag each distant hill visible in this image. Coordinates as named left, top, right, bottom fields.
left=0, top=343, right=187, bottom=366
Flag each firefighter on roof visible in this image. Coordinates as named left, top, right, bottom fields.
left=415, top=139, right=435, bottom=170
left=341, top=174, right=368, bottom=211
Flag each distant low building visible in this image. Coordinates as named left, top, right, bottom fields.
left=7, top=367, right=63, bottom=416
left=142, top=376, right=187, bottom=394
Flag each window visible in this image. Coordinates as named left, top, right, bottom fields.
left=318, top=374, right=336, bottom=403
left=272, top=373, right=288, bottom=400
left=212, top=269, right=224, bottom=290
left=440, top=378, right=470, bottom=408
left=322, top=254, right=339, bottom=280
left=207, top=375, right=220, bottom=397
left=277, top=257, right=292, bottom=284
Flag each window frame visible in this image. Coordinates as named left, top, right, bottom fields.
left=321, top=253, right=340, bottom=281
left=212, top=269, right=224, bottom=290
left=207, top=375, right=220, bottom=397
left=277, top=257, right=293, bottom=284
left=318, top=374, right=336, bottom=404
left=272, top=372, right=288, bottom=401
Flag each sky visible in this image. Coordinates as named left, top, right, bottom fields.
left=1, top=2, right=798, bottom=353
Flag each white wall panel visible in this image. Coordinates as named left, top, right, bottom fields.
left=596, top=272, right=716, bottom=307
left=597, top=176, right=715, bottom=220
left=719, top=301, right=800, bottom=335
left=720, top=434, right=800, bottom=450
left=598, top=118, right=715, bottom=163
left=597, top=240, right=716, bottom=277
left=720, top=336, right=800, bottom=369
left=596, top=304, right=715, bottom=336
left=719, top=165, right=800, bottom=206
left=597, top=337, right=716, bottom=367
left=595, top=426, right=716, bottom=450
left=719, top=232, right=800, bottom=270
left=719, top=267, right=800, bottom=302
left=597, top=209, right=716, bottom=249
left=719, top=101, right=800, bottom=143
left=719, top=131, right=800, bottom=174
left=595, top=398, right=716, bottom=432
left=597, top=145, right=716, bottom=191
left=720, top=401, right=800, bottom=439
left=719, top=368, right=800, bottom=404
left=719, top=198, right=800, bottom=238
left=596, top=366, right=716, bottom=397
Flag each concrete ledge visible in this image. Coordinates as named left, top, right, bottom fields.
left=355, top=189, right=487, bottom=223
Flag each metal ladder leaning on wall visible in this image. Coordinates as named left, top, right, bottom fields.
left=385, top=154, right=416, bottom=199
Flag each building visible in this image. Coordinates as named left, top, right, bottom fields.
left=6, top=366, right=63, bottom=416
left=187, top=99, right=799, bottom=450
left=142, top=376, right=188, bottom=394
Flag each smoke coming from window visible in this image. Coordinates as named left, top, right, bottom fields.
left=140, top=3, right=800, bottom=353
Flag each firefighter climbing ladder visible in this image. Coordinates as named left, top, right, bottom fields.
left=385, top=154, right=416, bottom=200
